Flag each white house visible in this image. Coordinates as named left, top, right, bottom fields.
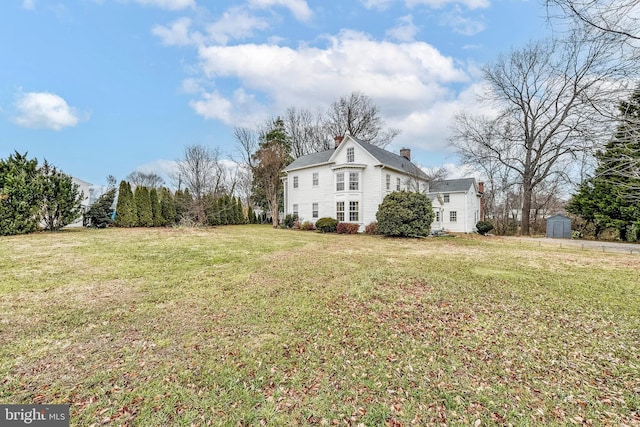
left=281, top=134, right=483, bottom=232
left=427, top=178, right=483, bottom=233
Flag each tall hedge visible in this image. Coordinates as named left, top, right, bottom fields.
left=0, top=152, right=43, bottom=235
left=376, top=191, right=434, bottom=237
left=115, top=180, right=137, bottom=227
left=135, top=186, right=153, bottom=227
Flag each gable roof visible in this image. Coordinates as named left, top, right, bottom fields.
left=429, top=178, right=477, bottom=193
left=283, top=135, right=428, bottom=180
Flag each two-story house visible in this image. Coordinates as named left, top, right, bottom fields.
left=427, top=178, right=483, bottom=233
left=281, top=134, right=482, bottom=232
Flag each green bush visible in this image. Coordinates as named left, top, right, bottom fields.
left=376, top=191, right=434, bottom=237
left=300, top=221, right=315, bottom=231
left=315, top=217, right=338, bottom=233
left=283, top=213, right=298, bottom=229
left=476, top=220, right=494, bottom=236
left=337, top=222, right=359, bottom=234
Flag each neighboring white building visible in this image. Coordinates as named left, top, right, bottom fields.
left=427, top=178, right=483, bottom=233
left=67, top=177, right=92, bottom=227
left=281, top=134, right=483, bottom=233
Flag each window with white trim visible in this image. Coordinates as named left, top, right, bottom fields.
left=396, top=177, right=401, bottom=191
left=336, top=172, right=344, bottom=191
left=312, top=202, right=318, bottom=218
left=450, top=211, right=457, bottom=222
left=293, top=204, right=298, bottom=216
left=336, top=201, right=345, bottom=221
left=349, top=172, right=359, bottom=191
left=312, top=172, right=319, bottom=186
left=444, top=193, right=450, bottom=203
left=435, top=211, right=440, bottom=222
left=386, top=174, right=390, bottom=190
left=347, top=147, right=354, bottom=163
left=349, top=201, right=359, bottom=222
left=293, top=176, right=299, bottom=188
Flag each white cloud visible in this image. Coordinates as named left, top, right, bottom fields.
left=440, top=6, right=485, bottom=35
left=13, top=91, right=85, bottom=131
left=152, top=18, right=197, bottom=46
left=134, top=0, right=195, bottom=10
left=184, top=30, right=475, bottom=151
left=386, top=15, right=419, bottom=42
left=362, top=0, right=489, bottom=10
left=206, top=7, right=270, bottom=45
left=249, top=0, right=313, bottom=22
left=23, top=0, right=35, bottom=10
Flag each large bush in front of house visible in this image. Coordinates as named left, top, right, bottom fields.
left=476, top=220, right=494, bottom=235
left=315, top=217, right=338, bottom=233
left=376, top=191, right=434, bottom=238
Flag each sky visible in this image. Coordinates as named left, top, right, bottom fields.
left=0, top=0, right=554, bottom=187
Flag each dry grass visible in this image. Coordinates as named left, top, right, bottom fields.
left=1, top=226, right=639, bottom=426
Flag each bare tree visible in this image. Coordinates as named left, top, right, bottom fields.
left=126, top=171, right=165, bottom=189
left=324, top=91, right=399, bottom=148
left=174, top=144, right=225, bottom=224
left=284, top=107, right=331, bottom=157
left=545, top=0, right=640, bottom=42
left=450, top=34, right=624, bottom=235
left=252, top=135, right=289, bottom=227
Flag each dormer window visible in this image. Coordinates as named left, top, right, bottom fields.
left=347, top=147, right=354, bottom=163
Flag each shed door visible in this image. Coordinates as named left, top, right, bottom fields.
left=553, top=221, right=564, bottom=238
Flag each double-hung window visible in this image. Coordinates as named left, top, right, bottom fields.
left=347, top=147, right=354, bottom=163
left=396, top=177, right=401, bottom=191
left=349, top=201, right=359, bottom=222
left=444, top=193, right=450, bottom=203
left=336, top=173, right=344, bottom=191
left=349, top=172, right=359, bottom=191
left=293, top=176, right=299, bottom=189
left=386, top=174, right=391, bottom=190
left=450, top=211, right=457, bottom=222
left=336, top=202, right=345, bottom=221
left=312, top=203, right=319, bottom=218
left=312, top=172, right=319, bottom=186
left=293, top=204, right=298, bottom=216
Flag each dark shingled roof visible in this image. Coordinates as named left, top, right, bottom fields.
left=283, top=136, right=428, bottom=180
left=429, top=178, right=477, bottom=193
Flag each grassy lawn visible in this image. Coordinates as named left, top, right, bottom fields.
left=1, top=226, right=639, bottom=426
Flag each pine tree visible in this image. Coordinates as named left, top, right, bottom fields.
left=568, top=85, right=640, bottom=240
left=135, top=186, right=153, bottom=227
left=0, top=152, right=43, bottom=236
left=236, top=197, right=245, bottom=224
left=39, top=161, right=83, bottom=231
left=160, top=188, right=176, bottom=226
left=150, top=188, right=163, bottom=227
left=115, top=180, right=137, bottom=227
left=85, top=188, right=116, bottom=228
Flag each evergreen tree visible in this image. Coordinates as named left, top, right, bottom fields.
left=160, top=188, right=176, bottom=226
left=135, top=186, right=153, bottom=227
left=247, top=206, right=256, bottom=224
left=115, top=180, right=137, bottom=227
left=150, top=188, right=163, bottom=227
left=0, top=152, right=43, bottom=236
left=39, top=161, right=83, bottom=231
left=85, top=188, right=116, bottom=228
left=236, top=197, right=245, bottom=224
left=175, top=188, right=193, bottom=224
left=568, top=85, right=640, bottom=240
left=376, top=191, right=434, bottom=237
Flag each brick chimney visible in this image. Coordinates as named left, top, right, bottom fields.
left=400, top=148, right=411, bottom=161
left=334, top=135, right=344, bottom=148
left=478, top=181, right=485, bottom=221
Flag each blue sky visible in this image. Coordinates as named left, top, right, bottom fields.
left=0, top=0, right=552, bottom=187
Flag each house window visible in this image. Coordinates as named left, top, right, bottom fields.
left=349, top=172, right=359, bottom=190
left=336, top=173, right=344, bottom=191
left=396, top=177, right=401, bottom=191
left=349, top=201, right=359, bottom=222
left=386, top=174, right=390, bottom=190
left=435, top=211, right=440, bottom=222
left=293, top=176, right=299, bottom=189
left=444, top=193, right=450, bottom=203
left=293, top=204, right=298, bottom=216
left=312, top=172, right=319, bottom=186
left=336, top=201, right=345, bottom=221
left=450, top=211, right=457, bottom=222
left=312, top=203, right=319, bottom=218
left=347, top=147, right=354, bottom=163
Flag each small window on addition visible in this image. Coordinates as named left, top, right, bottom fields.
left=443, top=193, right=450, bottom=203
left=450, top=211, right=457, bottom=222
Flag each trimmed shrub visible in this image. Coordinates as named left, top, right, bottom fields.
left=300, top=221, right=315, bottom=231
left=337, top=222, right=360, bottom=234
left=283, top=213, right=298, bottom=229
left=315, top=217, right=338, bottom=233
left=376, top=191, right=434, bottom=237
left=476, top=220, right=494, bottom=236
left=365, top=221, right=378, bottom=235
